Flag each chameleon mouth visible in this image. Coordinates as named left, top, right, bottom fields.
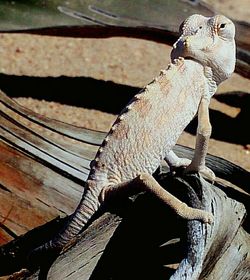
left=177, top=53, right=199, bottom=61
left=184, top=56, right=194, bottom=60
left=183, top=56, right=205, bottom=66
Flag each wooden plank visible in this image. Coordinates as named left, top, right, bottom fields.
left=0, top=141, right=83, bottom=245
left=0, top=90, right=106, bottom=146
left=23, top=174, right=249, bottom=280
left=0, top=91, right=249, bottom=279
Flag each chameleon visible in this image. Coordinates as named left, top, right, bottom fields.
left=34, top=14, right=236, bottom=254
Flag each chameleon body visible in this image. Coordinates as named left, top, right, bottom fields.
left=36, top=14, right=236, bottom=252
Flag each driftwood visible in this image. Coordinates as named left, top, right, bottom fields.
left=0, top=89, right=97, bottom=244
left=0, top=90, right=249, bottom=279
left=0, top=2, right=249, bottom=276
left=23, top=173, right=248, bottom=280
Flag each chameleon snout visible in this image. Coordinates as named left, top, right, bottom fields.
left=172, top=36, right=191, bottom=60
left=173, top=36, right=191, bottom=50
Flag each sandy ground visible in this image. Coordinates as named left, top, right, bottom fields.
left=0, top=0, right=249, bottom=172
left=203, top=0, right=250, bottom=22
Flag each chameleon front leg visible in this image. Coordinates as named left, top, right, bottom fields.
left=185, top=98, right=215, bottom=181
left=100, top=173, right=213, bottom=224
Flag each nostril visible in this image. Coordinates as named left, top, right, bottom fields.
left=183, top=38, right=189, bottom=47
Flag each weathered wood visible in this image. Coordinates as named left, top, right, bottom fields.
left=22, top=174, right=249, bottom=280
left=42, top=214, right=122, bottom=280
left=0, top=90, right=106, bottom=146
left=0, top=91, right=249, bottom=279
left=0, top=90, right=249, bottom=245
left=168, top=176, right=247, bottom=280
left=174, top=145, right=250, bottom=192
left=0, top=90, right=100, bottom=244
left=0, top=140, right=83, bottom=244
left=1, top=90, right=249, bottom=191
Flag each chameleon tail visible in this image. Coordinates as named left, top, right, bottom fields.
left=31, top=181, right=101, bottom=258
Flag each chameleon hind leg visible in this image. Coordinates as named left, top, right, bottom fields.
left=100, top=173, right=213, bottom=224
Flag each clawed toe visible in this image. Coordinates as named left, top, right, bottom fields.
left=203, top=212, right=214, bottom=224
left=184, top=164, right=215, bottom=182
left=169, top=158, right=191, bottom=173
left=199, top=166, right=216, bottom=182
left=177, top=158, right=191, bottom=168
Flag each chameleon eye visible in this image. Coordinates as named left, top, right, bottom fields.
left=219, top=23, right=226, bottom=29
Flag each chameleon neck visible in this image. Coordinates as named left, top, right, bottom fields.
left=203, top=66, right=218, bottom=99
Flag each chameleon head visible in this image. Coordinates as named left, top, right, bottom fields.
left=171, top=14, right=236, bottom=84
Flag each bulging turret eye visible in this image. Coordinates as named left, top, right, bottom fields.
left=219, top=23, right=226, bottom=29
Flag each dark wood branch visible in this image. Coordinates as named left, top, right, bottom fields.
left=173, top=145, right=250, bottom=192
left=22, top=173, right=248, bottom=280
left=0, top=91, right=249, bottom=279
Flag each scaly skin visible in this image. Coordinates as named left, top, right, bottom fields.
left=171, top=14, right=235, bottom=175
left=33, top=14, right=236, bottom=253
